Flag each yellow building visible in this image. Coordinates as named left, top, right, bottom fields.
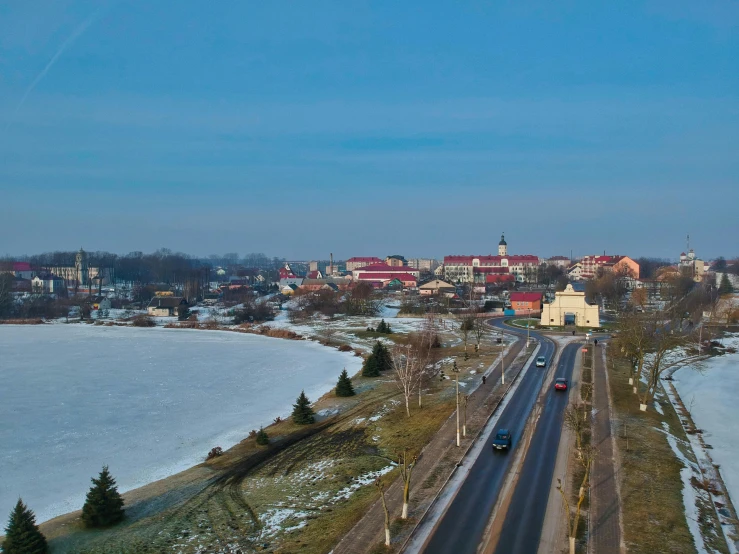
left=541, top=284, right=600, bottom=327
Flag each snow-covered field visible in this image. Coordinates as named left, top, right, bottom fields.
left=0, top=325, right=361, bottom=525
left=672, top=334, right=739, bottom=515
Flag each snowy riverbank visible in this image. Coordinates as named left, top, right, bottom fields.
left=0, top=324, right=361, bottom=525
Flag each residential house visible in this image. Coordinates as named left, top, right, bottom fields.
left=346, top=257, right=383, bottom=271
left=299, top=278, right=351, bottom=292
left=0, top=261, right=36, bottom=280
left=545, top=256, right=571, bottom=270
left=509, top=292, right=542, bottom=314
left=91, top=296, right=112, bottom=311
left=356, top=272, right=417, bottom=289
left=281, top=284, right=299, bottom=296
left=385, top=255, right=407, bottom=267
left=575, top=255, right=639, bottom=280
left=31, top=273, right=66, bottom=295
left=147, top=296, right=188, bottom=317
left=419, top=279, right=456, bottom=297
left=567, top=262, right=584, bottom=281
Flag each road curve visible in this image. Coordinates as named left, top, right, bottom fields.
left=492, top=342, right=580, bottom=554
left=421, top=321, right=556, bottom=554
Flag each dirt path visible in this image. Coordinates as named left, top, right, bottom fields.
left=589, top=343, right=623, bottom=554
left=331, top=336, right=528, bottom=554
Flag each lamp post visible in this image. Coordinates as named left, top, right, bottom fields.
left=453, top=361, right=460, bottom=447
left=501, top=346, right=506, bottom=385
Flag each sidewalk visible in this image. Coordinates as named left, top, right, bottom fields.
left=589, top=344, right=623, bottom=554
left=331, top=337, right=529, bottom=554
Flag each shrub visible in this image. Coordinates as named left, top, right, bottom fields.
left=131, top=315, right=155, bottom=327
left=207, top=446, right=224, bottom=460
left=337, top=344, right=353, bottom=352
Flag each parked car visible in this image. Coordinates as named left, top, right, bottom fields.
left=554, top=378, right=568, bottom=391
left=492, top=429, right=512, bottom=451
left=535, top=356, right=547, bottom=368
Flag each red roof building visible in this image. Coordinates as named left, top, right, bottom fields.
left=351, top=263, right=420, bottom=280
left=509, top=292, right=542, bottom=314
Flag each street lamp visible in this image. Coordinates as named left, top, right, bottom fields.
left=501, top=346, right=506, bottom=385
left=452, top=361, right=460, bottom=447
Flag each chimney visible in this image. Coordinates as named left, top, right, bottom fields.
left=330, top=253, right=334, bottom=275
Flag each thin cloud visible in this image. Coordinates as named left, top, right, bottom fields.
left=6, top=6, right=107, bottom=130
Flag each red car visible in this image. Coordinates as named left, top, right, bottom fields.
left=554, top=378, right=568, bottom=391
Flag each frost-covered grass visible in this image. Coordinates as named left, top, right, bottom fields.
left=609, top=356, right=729, bottom=554
left=0, top=324, right=360, bottom=525
left=673, top=334, right=739, bottom=513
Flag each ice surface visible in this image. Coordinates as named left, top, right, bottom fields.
left=0, top=325, right=360, bottom=524
left=672, top=334, right=739, bottom=518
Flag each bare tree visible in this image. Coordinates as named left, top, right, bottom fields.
left=398, top=450, right=418, bottom=519
left=457, top=311, right=475, bottom=353
left=375, top=478, right=391, bottom=546
left=557, top=445, right=596, bottom=554
left=391, top=344, right=425, bottom=417
left=564, top=404, right=588, bottom=457
left=415, top=315, right=441, bottom=408
left=472, top=308, right=487, bottom=351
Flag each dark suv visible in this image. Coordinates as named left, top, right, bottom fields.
left=492, top=429, right=512, bottom=451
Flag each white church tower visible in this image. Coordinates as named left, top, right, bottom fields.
left=498, top=233, right=508, bottom=257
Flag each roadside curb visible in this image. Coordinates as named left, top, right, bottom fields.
left=399, top=341, right=541, bottom=552
left=401, top=336, right=541, bottom=553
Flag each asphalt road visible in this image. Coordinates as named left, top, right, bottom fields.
left=493, top=342, right=580, bottom=554
left=421, top=321, right=556, bottom=554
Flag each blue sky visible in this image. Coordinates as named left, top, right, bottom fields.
left=1, top=1, right=737, bottom=260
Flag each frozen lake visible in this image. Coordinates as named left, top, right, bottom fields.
left=673, top=334, right=739, bottom=512
left=0, top=325, right=360, bottom=524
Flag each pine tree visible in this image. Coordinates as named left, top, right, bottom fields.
left=373, top=341, right=392, bottom=372
left=376, top=319, right=393, bottom=334
left=336, top=369, right=356, bottom=397
left=362, top=349, right=381, bottom=377
left=719, top=273, right=734, bottom=294
left=292, top=391, right=315, bottom=424
left=81, top=466, right=125, bottom=528
left=256, top=427, right=269, bottom=445
left=1, top=498, right=48, bottom=554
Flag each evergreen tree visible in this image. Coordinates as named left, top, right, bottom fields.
left=178, top=307, right=192, bottom=321
left=362, top=353, right=380, bottom=377
left=376, top=319, right=393, bottom=334
left=719, top=273, right=734, bottom=294
left=374, top=341, right=392, bottom=372
left=1, top=498, right=48, bottom=554
left=81, top=466, right=125, bottom=528
left=292, top=391, right=315, bottom=424
left=256, top=427, right=269, bottom=445
left=335, top=369, right=356, bottom=397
